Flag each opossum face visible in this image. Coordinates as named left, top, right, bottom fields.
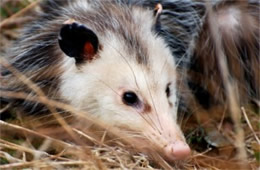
left=58, top=12, right=190, bottom=160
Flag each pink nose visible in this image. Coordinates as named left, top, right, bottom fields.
left=164, top=141, right=191, bottom=160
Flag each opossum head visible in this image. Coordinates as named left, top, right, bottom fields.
left=58, top=3, right=190, bottom=161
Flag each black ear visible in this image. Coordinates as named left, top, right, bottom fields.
left=58, top=21, right=99, bottom=63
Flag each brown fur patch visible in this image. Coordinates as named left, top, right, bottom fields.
left=143, top=103, right=152, bottom=113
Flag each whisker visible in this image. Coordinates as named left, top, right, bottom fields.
left=142, top=68, right=163, bottom=135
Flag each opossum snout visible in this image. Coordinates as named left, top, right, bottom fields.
left=164, top=141, right=191, bottom=160
left=144, top=112, right=191, bottom=160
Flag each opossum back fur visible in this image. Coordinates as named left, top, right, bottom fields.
left=187, top=0, right=259, bottom=112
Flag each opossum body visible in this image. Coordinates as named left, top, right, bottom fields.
left=187, top=0, right=260, bottom=112
left=1, top=0, right=198, bottom=161
left=2, top=0, right=258, bottom=162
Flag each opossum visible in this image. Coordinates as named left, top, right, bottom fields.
left=1, top=0, right=259, bottom=162
left=0, top=0, right=205, bottom=161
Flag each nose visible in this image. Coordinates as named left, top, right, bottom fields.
left=164, top=141, right=191, bottom=160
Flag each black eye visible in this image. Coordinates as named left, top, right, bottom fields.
left=166, top=83, right=171, bottom=97
left=122, top=91, right=140, bottom=107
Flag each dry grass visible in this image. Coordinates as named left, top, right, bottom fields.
left=0, top=0, right=259, bottom=169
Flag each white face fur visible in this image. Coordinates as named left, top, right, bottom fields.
left=60, top=31, right=178, bottom=125
left=59, top=4, right=190, bottom=160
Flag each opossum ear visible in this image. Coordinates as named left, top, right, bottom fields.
left=58, top=21, right=99, bottom=63
left=153, top=3, right=163, bottom=18
left=153, top=4, right=163, bottom=31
